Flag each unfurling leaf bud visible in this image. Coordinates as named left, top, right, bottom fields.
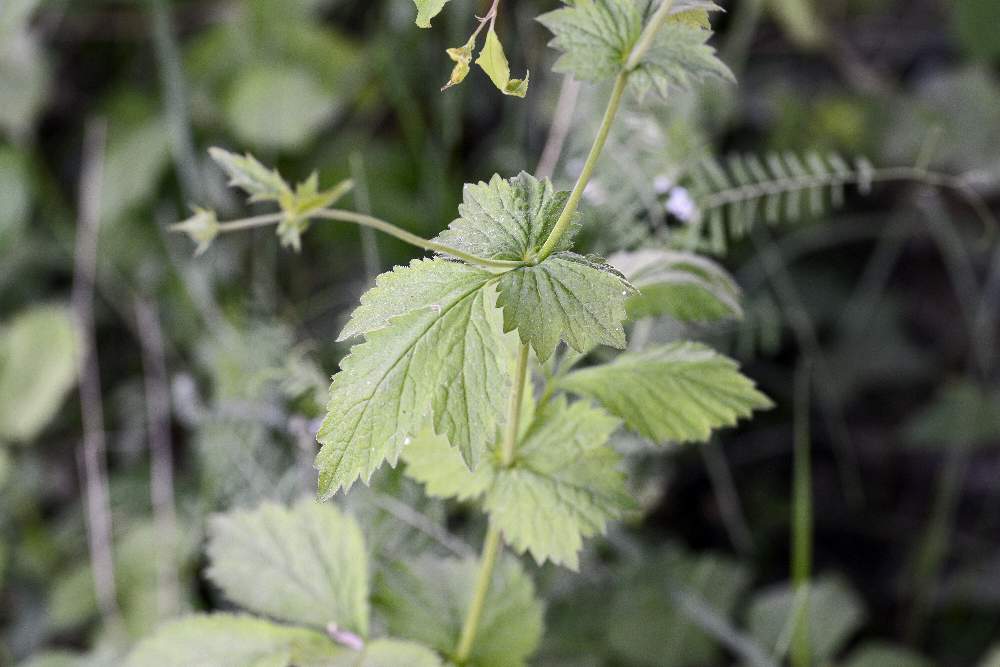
left=171, top=207, right=219, bottom=255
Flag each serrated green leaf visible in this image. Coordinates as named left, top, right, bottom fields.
left=485, top=397, right=632, bottom=568
left=376, top=555, right=543, bottom=667
left=413, top=0, right=451, bottom=28
left=610, top=249, right=743, bottom=322
left=747, top=576, right=865, bottom=663
left=841, top=642, right=933, bottom=667
left=405, top=397, right=632, bottom=569
left=317, top=261, right=513, bottom=496
left=476, top=28, right=529, bottom=97
left=124, top=614, right=344, bottom=667
left=538, top=0, right=730, bottom=99
left=0, top=305, right=78, bottom=443
left=557, top=342, right=772, bottom=444
left=608, top=545, right=751, bottom=667
left=433, top=172, right=574, bottom=263
left=206, top=499, right=370, bottom=635
left=209, top=146, right=291, bottom=203
left=630, top=21, right=735, bottom=99
left=497, top=252, right=635, bottom=362
left=538, top=0, right=643, bottom=83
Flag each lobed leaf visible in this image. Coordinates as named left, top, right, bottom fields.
left=405, top=397, right=633, bottom=569
left=609, top=248, right=743, bottom=322
left=557, top=342, right=772, bottom=444
left=206, top=499, right=370, bottom=635
left=376, top=555, right=543, bottom=667
left=538, top=0, right=730, bottom=100
left=497, top=252, right=635, bottom=362
left=317, top=260, right=513, bottom=496
left=433, top=172, right=574, bottom=263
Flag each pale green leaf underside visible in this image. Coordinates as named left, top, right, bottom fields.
left=631, top=22, right=735, bottom=99
left=433, top=172, right=573, bottom=262
left=557, top=341, right=773, bottom=444
left=747, top=576, right=866, bottom=663
left=206, top=499, right=370, bottom=635
left=497, top=252, right=635, bottom=362
left=0, top=305, right=78, bottom=443
left=377, top=555, right=543, bottom=667
left=609, top=249, right=743, bottom=322
left=124, top=614, right=343, bottom=667
left=318, top=261, right=513, bottom=496
left=404, top=398, right=632, bottom=569
left=538, top=0, right=730, bottom=98
left=208, top=146, right=289, bottom=203
left=413, top=0, right=450, bottom=28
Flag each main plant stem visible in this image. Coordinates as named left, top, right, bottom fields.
left=537, top=0, right=674, bottom=260
left=454, top=343, right=531, bottom=663
left=537, top=71, right=627, bottom=260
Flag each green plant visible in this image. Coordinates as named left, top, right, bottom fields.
left=152, top=1, right=773, bottom=664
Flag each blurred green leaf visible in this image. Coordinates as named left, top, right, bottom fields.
left=206, top=499, right=370, bottom=636
left=0, top=305, right=78, bottom=444
left=0, top=29, right=49, bottom=140
left=607, top=545, right=751, bottom=667
left=764, top=0, right=828, bottom=49
left=747, top=575, right=865, bottom=663
left=224, top=65, right=336, bottom=151
left=982, top=645, right=1000, bottom=667
left=841, top=642, right=934, bottom=667
left=0, top=146, right=31, bottom=251
left=124, top=614, right=344, bottom=667
left=954, top=0, right=1000, bottom=61
left=905, top=381, right=1000, bottom=451
left=609, top=248, right=743, bottom=322
left=100, top=116, right=171, bottom=224
left=376, top=554, right=543, bottom=667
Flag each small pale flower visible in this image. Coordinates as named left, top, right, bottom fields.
left=665, top=187, right=697, bottom=223
left=171, top=207, right=219, bottom=255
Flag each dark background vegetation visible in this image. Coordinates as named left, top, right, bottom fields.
left=1, top=0, right=1000, bottom=665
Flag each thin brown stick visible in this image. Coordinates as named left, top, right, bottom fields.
left=535, top=75, right=581, bottom=180
left=71, top=117, right=121, bottom=623
left=134, top=296, right=180, bottom=618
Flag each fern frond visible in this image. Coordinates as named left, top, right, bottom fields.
left=674, top=151, right=995, bottom=254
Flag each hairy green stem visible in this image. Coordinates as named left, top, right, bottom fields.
left=203, top=208, right=523, bottom=271
left=454, top=343, right=531, bottom=663
left=790, top=362, right=813, bottom=667
left=454, top=523, right=502, bottom=663
left=537, top=71, right=628, bottom=260
left=625, top=0, right=676, bottom=70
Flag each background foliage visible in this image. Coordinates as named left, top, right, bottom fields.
left=2, top=0, right=1000, bottom=665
